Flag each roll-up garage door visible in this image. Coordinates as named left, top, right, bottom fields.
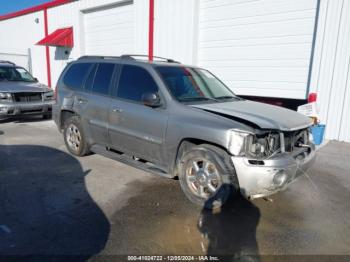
left=83, top=1, right=135, bottom=56
left=198, top=0, right=318, bottom=99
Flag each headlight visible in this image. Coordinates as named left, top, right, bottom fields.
left=246, top=135, right=268, bottom=158
left=43, top=91, right=54, bottom=101
left=229, top=129, right=280, bottom=158
left=0, top=92, right=13, bottom=102
left=228, top=130, right=251, bottom=156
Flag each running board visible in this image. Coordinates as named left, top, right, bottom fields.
left=90, top=145, right=172, bottom=179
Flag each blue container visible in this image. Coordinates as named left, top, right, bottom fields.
left=311, top=124, right=326, bottom=145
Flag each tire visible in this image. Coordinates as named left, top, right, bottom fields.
left=63, top=115, right=90, bottom=157
left=178, top=144, right=239, bottom=209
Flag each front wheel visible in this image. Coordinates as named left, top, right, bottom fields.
left=178, top=144, right=239, bottom=209
left=63, top=116, right=89, bottom=156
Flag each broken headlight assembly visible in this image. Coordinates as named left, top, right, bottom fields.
left=228, top=129, right=280, bottom=159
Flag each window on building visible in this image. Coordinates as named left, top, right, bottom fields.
left=117, top=65, right=159, bottom=102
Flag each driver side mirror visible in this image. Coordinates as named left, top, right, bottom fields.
left=34, top=77, right=39, bottom=82
left=141, top=92, right=162, bottom=108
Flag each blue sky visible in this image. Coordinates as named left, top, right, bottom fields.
left=0, top=0, right=53, bottom=16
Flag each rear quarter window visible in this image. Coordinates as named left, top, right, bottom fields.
left=63, top=63, right=92, bottom=90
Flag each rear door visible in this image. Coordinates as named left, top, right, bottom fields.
left=108, top=65, right=169, bottom=165
left=84, top=62, right=117, bottom=146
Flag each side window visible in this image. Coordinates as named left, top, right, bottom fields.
left=92, top=63, right=115, bottom=95
left=117, top=65, right=159, bottom=102
left=84, top=64, right=97, bottom=91
left=63, top=63, right=92, bottom=90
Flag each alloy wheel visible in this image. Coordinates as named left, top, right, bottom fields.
left=185, top=158, right=222, bottom=199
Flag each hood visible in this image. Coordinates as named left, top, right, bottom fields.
left=0, top=81, right=50, bottom=93
left=192, top=100, right=312, bottom=131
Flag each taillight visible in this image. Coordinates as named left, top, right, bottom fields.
left=308, top=93, right=317, bottom=103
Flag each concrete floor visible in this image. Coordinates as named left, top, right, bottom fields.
left=0, top=117, right=350, bottom=260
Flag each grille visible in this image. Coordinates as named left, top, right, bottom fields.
left=13, top=92, right=43, bottom=102
left=283, top=129, right=308, bottom=152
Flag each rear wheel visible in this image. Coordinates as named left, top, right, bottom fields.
left=178, top=144, right=239, bottom=209
left=63, top=116, right=89, bottom=156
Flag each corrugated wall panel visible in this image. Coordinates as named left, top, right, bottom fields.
left=83, top=1, right=135, bottom=56
left=154, top=0, right=198, bottom=65
left=0, top=49, right=30, bottom=71
left=338, top=65, right=350, bottom=142
left=198, top=0, right=318, bottom=99
left=310, top=0, right=350, bottom=142
left=48, top=1, right=80, bottom=87
left=0, top=11, right=46, bottom=84
left=47, top=0, right=147, bottom=87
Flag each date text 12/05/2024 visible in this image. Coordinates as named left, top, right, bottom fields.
left=127, top=255, right=220, bottom=261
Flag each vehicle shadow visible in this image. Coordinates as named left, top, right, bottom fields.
left=0, top=115, right=51, bottom=124
left=198, top=189, right=261, bottom=261
left=0, top=144, right=110, bottom=260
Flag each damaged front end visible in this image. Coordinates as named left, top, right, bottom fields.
left=228, top=127, right=316, bottom=199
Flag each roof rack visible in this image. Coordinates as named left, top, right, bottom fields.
left=0, top=60, right=16, bottom=65
left=78, top=55, right=121, bottom=60
left=78, top=55, right=180, bottom=63
left=120, top=54, right=179, bottom=63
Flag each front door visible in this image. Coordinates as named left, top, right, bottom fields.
left=108, top=65, right=168, bottom=165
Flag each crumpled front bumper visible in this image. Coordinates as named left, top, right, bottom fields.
left=0, top=101, right=54, bottom=116
left=231, top=144, right=316, bottom=199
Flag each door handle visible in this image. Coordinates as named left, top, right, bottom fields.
left=112, top=107, right=123, bottom=113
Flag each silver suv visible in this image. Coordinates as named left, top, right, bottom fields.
left=53, top=55, right=315, bottom=209
left=0, top=61, right=54, bottom=119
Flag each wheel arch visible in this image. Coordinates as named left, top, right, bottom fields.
left=60, top=110, right=77, bottom=130
left=171, top=138, right=230, bottom=178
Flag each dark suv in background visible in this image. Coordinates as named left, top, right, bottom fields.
left=53, top=55, right=315, bottom=209
left=0, top=61, right=54, bottom=119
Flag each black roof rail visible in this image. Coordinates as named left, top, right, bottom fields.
left=78, top=55, right=121, bottom=60
left=120, top=54, right=180, bottom=63
left=0, top=60, right=16, bottom=65
left=77, top=55, right=180, bottom=63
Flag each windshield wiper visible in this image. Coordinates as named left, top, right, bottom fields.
left=8, top=79, right=33, bottom=82
left=178, top=97, right=218, bottom=102
left=214, top=96, right=241, bottom=100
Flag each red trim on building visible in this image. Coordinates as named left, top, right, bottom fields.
left=43, top=8, right=51, bottom=88
left=37, top=27, right=74, bottom=48
left=0, top=0, right=73, bottom=21
left=148, top=0, right=155, bottom=62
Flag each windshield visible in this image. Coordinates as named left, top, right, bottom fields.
left=0, top=67, right=36, bottom=82
left=156, top=66, right=238, bottom=103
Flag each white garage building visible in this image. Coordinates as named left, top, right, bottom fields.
left=0, top=0, right=349, bottom=142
